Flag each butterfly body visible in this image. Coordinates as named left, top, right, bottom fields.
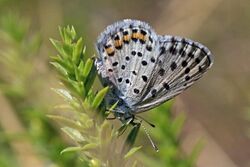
left=95, top=19, right=213, bottom=123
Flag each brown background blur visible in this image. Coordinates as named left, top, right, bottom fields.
left=1, top=0, right=250, bottom=167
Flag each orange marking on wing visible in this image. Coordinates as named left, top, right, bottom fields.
left=123, top=35, right=130, bottom=42
left=132, top=32, right=140, bottom=39
left=138, top=33, right=146, bottom=42
left=114, top=40, right=122, bottom=47
left=106, top=47, right=114, bottom=54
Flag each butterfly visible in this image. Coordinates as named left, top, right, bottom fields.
left=95, top=19, right=213, bottom=148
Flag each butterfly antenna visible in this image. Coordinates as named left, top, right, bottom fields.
left=141, top=123, right=159, bottom=152
left=136, top=115, right=155, bottom=128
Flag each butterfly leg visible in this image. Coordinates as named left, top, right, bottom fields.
left=135, top=115, right=156, bottom=128
left=117, top=117, right=134, bottom=136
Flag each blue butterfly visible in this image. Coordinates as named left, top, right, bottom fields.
left=95, top=19, right=213, bottom=150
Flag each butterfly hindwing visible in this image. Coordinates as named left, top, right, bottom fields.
left=134, top=36, right=213, bottom=112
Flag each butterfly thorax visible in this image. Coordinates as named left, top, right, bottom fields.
left=113, top=106, right=134, bottom=123
left=106, top=92, right=135, bottom=123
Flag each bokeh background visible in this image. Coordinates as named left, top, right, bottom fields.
left=0, top=0, right=250, bottom=167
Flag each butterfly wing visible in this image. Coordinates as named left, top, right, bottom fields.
left=95, top=19, right=213, bottom=113
left=133, top=36, right=214, bottom=113
left=95, top=19, right=160, bottom=106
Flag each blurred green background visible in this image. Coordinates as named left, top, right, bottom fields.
left=0, top=0, right=250, bottom=167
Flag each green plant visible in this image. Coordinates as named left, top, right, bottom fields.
left=0, top=14, right=82, bottom=167
left=50, top=26, right=141, bottom=167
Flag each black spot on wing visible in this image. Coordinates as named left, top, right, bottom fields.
left=170, top=62, right=177, bottom=71
left=131, top=51, right=136, bottom=56
left=146, top=45, right=152, bottom=51
left=134, top=88, right=140, bottom=94
left=142, top=75, right=148, bottom=82
left=150, top=57, right=155, bottom=63
left=141, top=60, right=148, bottom=66
left=112, top=62, right=118, bottom=66
left=159, top=46, right=166, bottom=55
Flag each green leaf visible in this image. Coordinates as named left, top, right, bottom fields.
left=52, top=88, right=73, bottom=101
left=124, top=146, right=142, bottom=159
left=105, top=100, right=119, bottom=116
left=50, top=62, right=68, bottom=76
left=109, top=100, right=119, bottom=111
left=51, top=55, right=73, bottom=72
left=74, top=64, right=81, bottom=81
left=82, top=58, right=93, bottom=81
left=60, top=78, right=79, bottom=97
left=99, top=121, right=112, bottom=146
left=60, top=25, right=76, bottom=43
left=91, top=86, right=109, bottom=109
left=84, top=60, right=97, bottom=93
left=50, top=38, right=67, bottom=59
left=61, top=127, right=85, bottom=142
left=81, top=143, right=99, bottom=151
left=58, top=26, right=64, bottom=41
left=60, top=146, right=82, bottom=154
left=47, top=115, right=84, bottom=131
left=73, top=37, right=83, bottom=65
left=62, top=26, right=71, bottom=43
left=70, top=26, right=76, bottom=40
left=62, top=43, right=73, bottom=59
left=69, top=79, right=85, bottom=98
